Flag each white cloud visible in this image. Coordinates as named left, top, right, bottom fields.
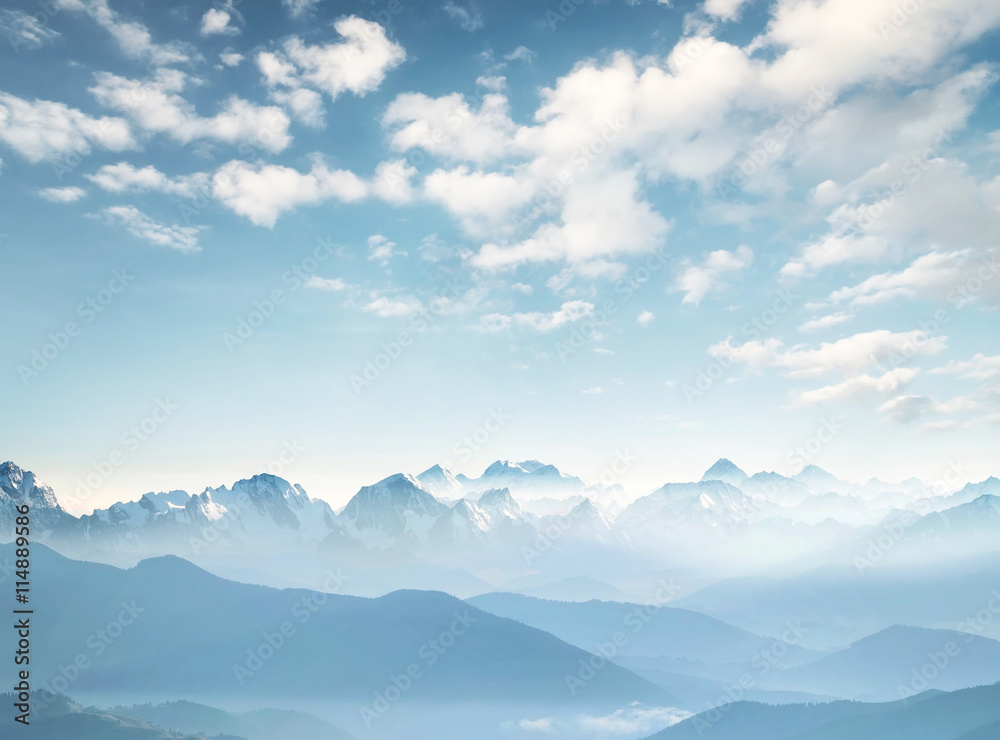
left=212, top=159, right=367, bottom=228
left=829, top=248, right=1000, bottom=308
left=371, top=159, right=417, bottom=204
left=90, top=69, right=292, bottom=152
left=363, top=295, right=422, bottom=317
left=711, top=329, right=948, bottom=378
left=0, top=92, right=134, bottom=162
left=637, top=310, right=655, bottom=326
left=200, top=8, right=240, bottom=36
left=305, top=276, right=347, bottom=291
left=424, top=166, right=533, bottom=238
left=367, top=234, right=402, bottom=265
left=673, top=245, right=752, bottom=306
left=442, top=1, right=483, bottom=31
left=38, top=186, right=86, bottom=202
left=704, top=0, right=752, bottom=21
left=472, top=170, right=670, bottom=269
left=477, top=301, right=594, bottom=333
left=219, top=51, right=244, bottom=67
left=504, top=46, right=536, bottom=64
left=931, top=354, right=1000, bottom=381
left=265, top=18, right=405, bottom=100
left=795, top=367, right=919, bottom=405
left=383, top=91, right=516, bottom=164
left=282, top=0, right=321, bottom=18
left=86, top=161, right=208, bottom=197
left=58, top=0, right=193, bottom=65
left=514, top=300, right=594, bottom=332
left=511, top=282, right=533, bottom=294
left=100, top=205, right=202, bottom=253
left=582, top=386, right=605, bottom=394
left=0, top=9, right=60, bottom=48
left=879, top=394, right=935, bottom=423
left=798, top=312, right=853, bottom=333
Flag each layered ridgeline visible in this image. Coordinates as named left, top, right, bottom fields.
left=2, top=458, right=999, bottom=602
left=0, top=543, right=671, bottom=740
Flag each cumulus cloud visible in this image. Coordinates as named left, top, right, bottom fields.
left=200, top=8, right=240, bottom=37
left=219, top=51, right=244, bottom=67
left=0, top=92, right=134, bottom=162
left=362, top=295, right=423, bottom=317
left=371, top=158, right=417, bottom=204
left=711, top=329, right=948, bottom=378
left=484, top=300, right=595, bottom=332
left=212, top=159, right=366, bottom=228
left=674, top=246, right=753, bottom=306
left=829, top=248, right=1000, bottom=308
left=704, top=0, right=752, bottom=21
left=798, top=312, right=854, bottom=333
left=442, top=1, right=483, bottom=31
left=794, top=367, right=919, bottom=405
left=304, top=276, right=347, bottom=291
left=282, top=0, right=322, bottom=18
left=99, top=205, right=202, bottom=253
left=38, top=186, right=86, bottom=202
left=931, top=354, right=1000, bottom=381
left=257, top=17, right=405, bottom=124
left=367, top=234, right=403, bottom=265
left=383, top=90, right=516, bottom=164
left=58, top=0, right=193, bottom=65
left=89, top=69, right=292, bottom=152
left=471, top=169, right=670, bottom=269
left=638, top=310, right=655, bottom=326
left=0, top=9, right=60, bottom=48
left=86, top=161, right=208, bottom=197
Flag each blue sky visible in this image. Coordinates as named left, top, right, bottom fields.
left=2, top=0, right=999, bottom=512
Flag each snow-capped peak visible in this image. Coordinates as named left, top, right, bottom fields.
left=700, top=458, right=748, bottom=486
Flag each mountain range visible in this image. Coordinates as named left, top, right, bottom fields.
left=2, top=458, right=998, bottom=603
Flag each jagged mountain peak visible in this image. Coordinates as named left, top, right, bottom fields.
left=700, top=458, right=748, bottom=485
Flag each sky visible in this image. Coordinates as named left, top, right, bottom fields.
left=1, top=0, right=999, bottom=513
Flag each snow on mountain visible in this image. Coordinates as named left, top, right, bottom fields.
left=472, top=488, right=521, bottom=524
left=416, top=464, right=466, bottom=501
left=700, top=458, right=748, bottom=487
left=794, top=464, right=853, bottom=494
left=428, top=498, right=492, bottom=550
left=340, top=473, right=447, bottom=548
left=615, top=480, right=760, bottom=542
left=457, top=460, right=586, bottom=499
left=0, top=460, right=75, bottom=537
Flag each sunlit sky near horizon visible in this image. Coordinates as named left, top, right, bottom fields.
left=2, top=0, right=999, bottom=512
